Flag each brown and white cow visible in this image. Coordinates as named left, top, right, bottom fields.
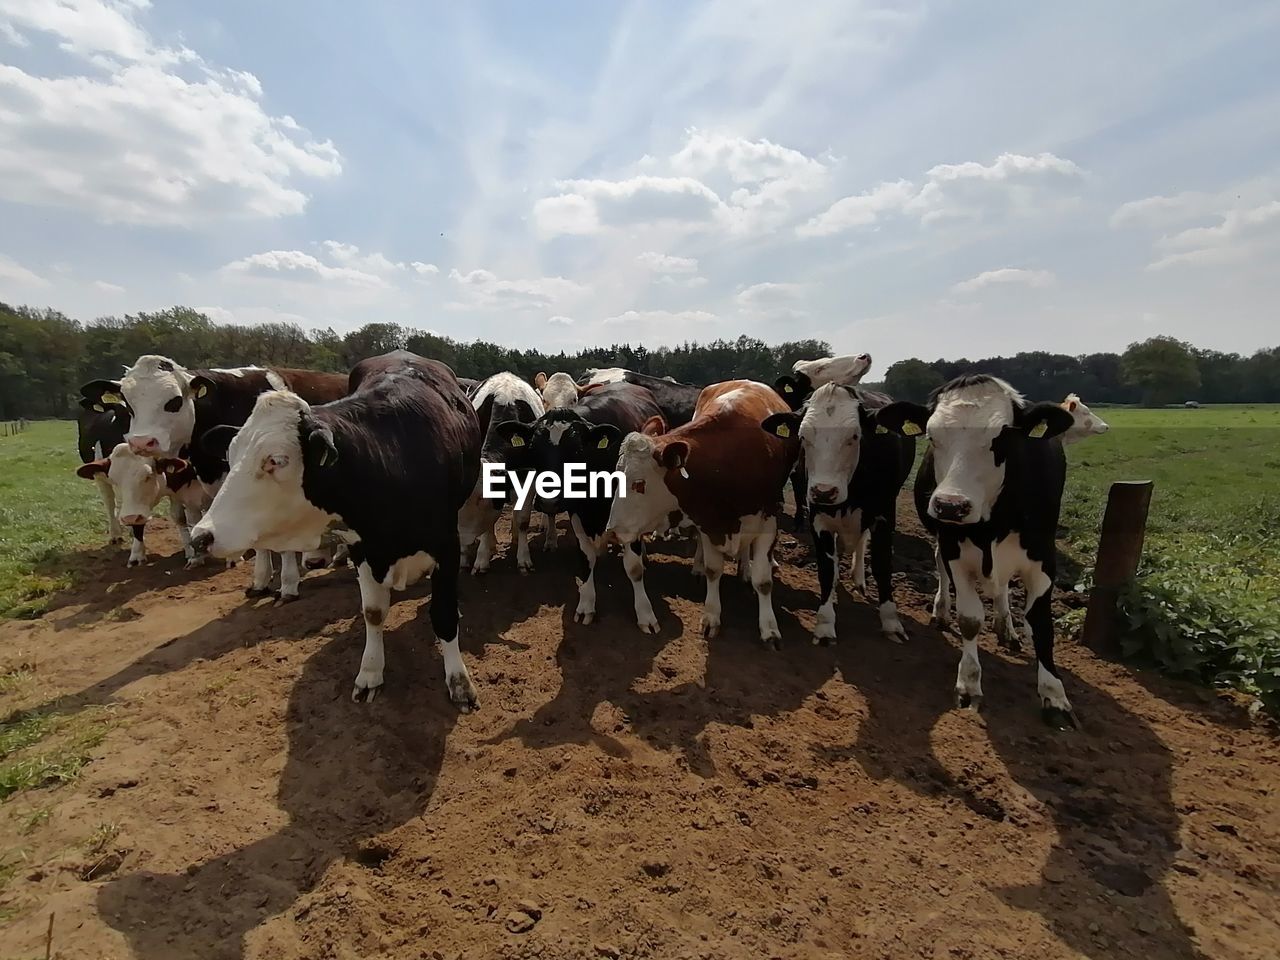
left=76, top=397, right=129, bottom=545
left=606, top=381, right=797, bottom=644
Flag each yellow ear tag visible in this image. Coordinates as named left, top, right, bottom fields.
left=93, top=403, right=105, bottom=412
left=783, top=384, right=793, bottom=393
left=511, top=435, right=525, bottom=447
left=195, top=384, right=208, bottom=399
left=166, top=464, right=176, bottom=474
left=776, top=423, right=790, bottom=438
left=902, top=421, right=922, bottom=436
left=875, top=424, right=888, bottom=434
left=597, top=436, right=609, bottom=449
left=1029, top=421, right=1048, bottom=438
left=101, top=391, right=122, bottom=405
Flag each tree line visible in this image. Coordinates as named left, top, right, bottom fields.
left=1, top=300, right=1277, bottom=419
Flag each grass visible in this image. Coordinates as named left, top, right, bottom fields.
left=0, top=706, right=114, bottom=801
left=0, top=421, right=106, bottom=619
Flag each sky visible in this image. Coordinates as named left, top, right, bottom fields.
left=1, top=0, right=1279, bottom=372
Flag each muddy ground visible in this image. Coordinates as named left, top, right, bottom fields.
left=1, top=497, right=1277, bottom=960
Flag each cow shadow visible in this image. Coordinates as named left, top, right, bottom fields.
left=828, top=612, right=1201, bottom=959
left=97, top=599, right=460, bottom=960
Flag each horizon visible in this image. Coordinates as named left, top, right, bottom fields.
left=2, top=1, right=1279, bottom=371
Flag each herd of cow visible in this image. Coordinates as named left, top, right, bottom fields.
left=73, top=351, right=1109, bottom=728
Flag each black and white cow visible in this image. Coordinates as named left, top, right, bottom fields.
left=760, top=384, right=915, bottom=645
left=877, top=375, right=1077, bottom=727
left=76, top=398, right=129, bottom=544
left=189, top=351, right=485, bottom=709
left=496, top=383, right=665, bottom=624
left=459, top=372, right=544, bottom=574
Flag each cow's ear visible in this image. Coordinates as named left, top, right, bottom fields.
left=156, top=457, right=189, bottom=476
left=640, top=415, right=666, bottom=437
left=305, top=422, right=340, bottom=467
left=876, top=402, right=929, bottom=438
left=533, top=372, right=548, bottom=390
left=587, top=424, right=622, bottom=452
left=81, top=379, right=125, bottom=410
left=1065, top=399, right=1078, bottom=412
left=189, top=375, right=215, bottom=401
left=761, top=411, right=801, bottom=440
left=1018, top=402, right=1074, bottom=440
left=199, top=424, right=239, bottom=463
left=774, top=376, right=807, bottom=411
left=495, top=420, right=535, bottom=448
left=474, top=393, right=496, bottom=440
left=660, top=440, right=690, bottom=471
left=76, top=459, right=110, bottom=479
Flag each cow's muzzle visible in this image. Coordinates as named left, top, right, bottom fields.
left=189, top=529, right=214, bottom=556
left=931, top=494, right=972, bottom=524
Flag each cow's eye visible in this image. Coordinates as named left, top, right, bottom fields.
left=163, top=397, right=183, bottom=413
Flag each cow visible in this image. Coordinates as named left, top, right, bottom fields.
left=759, top=384, right=915, bottom=645
left=606, top=381, right=797, bottom=644
left=76, top=398, right=129, bottom=544
left=75, top=445, right=207, bottom=567
left=1061, top=393, right=1109, bottom=443
left=496, top=383, right=665, bottom=625
left=458, top=377, right=480, bottom=398
left=81, top=358, right=347, bottom=598
left=459, top=372, right=544, bottom=574
left=188, top=351, right=485, bottom=709
left=533, top=371, right=579, bottom=411
left=876, top=375, right=1077, bottom=727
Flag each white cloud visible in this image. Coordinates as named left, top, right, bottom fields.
left=0, top=0, right=341, bottom=225
left=91, top=279, right=125, bottom=294
left=0, top=18, right=28, bottom=46
left=602, top=308, right=717, bottom=326
left=447, top=267, right=588, bottom=309
left=0, top=253, right=49, bottom=287
left=796, top=179, right=915, bottom=236
left=636, top=251, right=699, bottom=274
left=951, top=268, right=1056, bottom=294
left=735, top=281, right=805, bottom=306
left=222, top=250, right=387, bottom=289
left=411, top=261, right=439, bottom=276
left=1148, top=200, right=1280, bottom=271
left=195, top=304, right=311, bottom=327
left=535, top=175, right=725, bottom=238
left=320, top=240, right=408, bottom=276
left=547, top=315, right=575, bottom=326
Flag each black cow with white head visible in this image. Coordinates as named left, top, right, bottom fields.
left=877, top=374, right=1077, bottom=727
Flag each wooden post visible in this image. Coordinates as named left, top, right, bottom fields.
left=1082, top=480, right=1154, bottom=655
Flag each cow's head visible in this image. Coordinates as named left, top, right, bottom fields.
left=494, top=409, right=624, bottom=514
left=75, top=444, right=194, bottom=526
left=779, top=353, right=873, bottom=412
left=878, top=375, right=1072, bottom=525
left=773, top=371, right=813, bottom=411
left=539, top=372, right=580, bottom=410
left=604, top=422, right=677, bottom=544
left=1061, top=393, right=1109, bottom=444
left=761, top=383, right=870, bottom=506
left=82, top=354, right=197, bottom=457
left=189, top=391, right=335, bottom=557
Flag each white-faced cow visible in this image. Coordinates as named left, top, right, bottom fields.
left=497, top=384, right=665, bottom=625
left=459, top=372, right=544, bottom=574
left=760, top=384, right=915, bottom=645
left=76, top=398, right=129, bottom=544
left=533, top=371, right=580, bottom=411
left=189, top=351, right=485, bottom=710
left=1061, top=393, right=1109, bottom=443
left=606, top=381, right=797, bottom=644
left=877, top=375, right=1077, bottom=728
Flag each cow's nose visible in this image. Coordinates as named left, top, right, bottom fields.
left=190, top=529, right=214, bottom=555
left=857, top=353, right=871, bottom=362
left=128, top=436, right=158, bottom=455
left=810, top=483, right=839, bottom=504
left=119, top=513, right=146, bottom=526
left=932, top=494, right=971, bottom=522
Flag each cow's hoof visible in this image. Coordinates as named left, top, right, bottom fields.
left=224, top=559, right=239, bottom=570
left=637, top=617, right=658, bottom=635
left=812, top=634, right=836, bottom=647
left=109, top=536, right=125, bottom=546
left=517, top=561, right=534, bottom=575
left=184, top=557, right=206, bottom=571
left=126, top=559, right=141, bottom=568
left=883, top=623, right=908, bottom=644
left=447, top=672, right=479, bottom=713
left=955, top=691, right=983, bottom=712
left=930, top=614, right=949, bottom=631
left=761, top=634, right=781, bottom=651
left=471, top=565, right=489, bottom=577
left=274, top=591, right=299, bottom=604
left=245, top=586, right=273, bottom=599
left=352, top=671, right=383, bottom=702
left=701, top=618, right=720, bottom=638
left=573, top=610, right=595, bottom=625
left=1042, top=705, right=1079, bottom=730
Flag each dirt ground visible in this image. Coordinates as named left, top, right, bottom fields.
left=1, top=497, right=1277, bottom=960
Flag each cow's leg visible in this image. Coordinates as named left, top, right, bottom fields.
left=992, top=582, right=1021, bottom=653
left=514, top=504, right=534, bottom=574
left=930, top=543, right=952, bottom=626
left=127, top=523, right=145, bottom=567
left=791, top=462, right=808, bottom=532
left=750, top=522, right=781, bottom=648
left=277, top=552, right=301, bottom=602
left=737, top=539, right=752, bottom=582
left=851, top=528, right=869, bottom=594
left=624, top=540, right=658, bottom=634
left=870, top=518, right=906, bottom=643
left=472, top=524, right=497, bottom=575
left=171, top=498, right=196, bottom=563
left=571, top=515, right=599, bottom=625
left=543, top=511, right=559, bottom=552
left=183, top=504, right=207, bottom=569
left=429, top=536, right=478, bottom=712
left=353, top=561, right=391, bottom=702
left=95, top=476, right=123, bottom=544
left=691, top=536, right=705, bottom=578
left=302, top=549, right=329, bottom=570
left=699, top=534, right=725, bottom=638
left=813, top=523, right=839, bottom=646
left=1026, top=564, right=1075, bottom=728
left=952, top=568, right=984, bottom=710
left=246, top=550, right=274, bottom=598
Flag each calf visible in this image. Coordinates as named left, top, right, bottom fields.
left=877, top=375, right=1077, bottom=727
left=606, top=381, right=797, bottom=644
left=460, top=372, right=544, bottom=573
left=76, top=398, right=129, bottom=544
left=760, top=384, right=914, bottom=644
left=189, top=351, right=485, bottom=709
left=497, top=383, right=665, bottom=625
left=75, top=445, right=206, bottom=567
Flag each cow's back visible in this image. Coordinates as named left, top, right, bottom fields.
left=572, top=383, right=664, bottom=433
